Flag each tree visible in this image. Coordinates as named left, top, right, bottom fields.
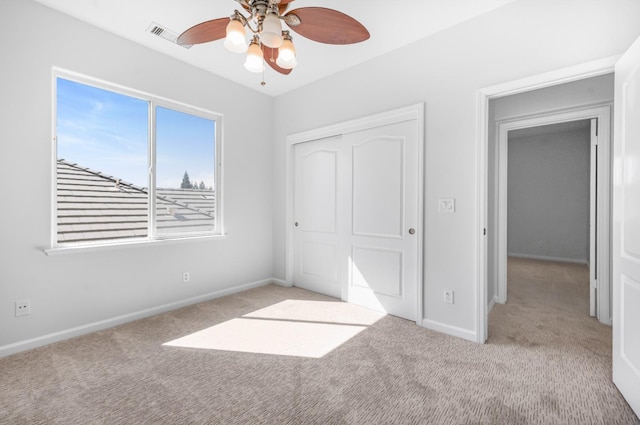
left=181, top=171, right=192, bottom=189
left=199, top=181, right=205, bottom=190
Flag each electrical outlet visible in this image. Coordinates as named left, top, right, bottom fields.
left=15, top=299, right=31, bottom=317
left=444, top=290, right=454, bottom=304
left=182, top=272, right=190, bottom=283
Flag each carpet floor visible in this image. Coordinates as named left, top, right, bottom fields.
left=0, top=257, right=638, bottom=424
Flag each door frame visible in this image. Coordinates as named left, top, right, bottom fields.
left=476, top=56, right=619, bottom=343
left=494, top=105, right=612, bottom=325
left=285, top=103, right=425, bottom=325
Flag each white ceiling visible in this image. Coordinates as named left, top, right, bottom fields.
left=33, top=0, right=517, bottom=96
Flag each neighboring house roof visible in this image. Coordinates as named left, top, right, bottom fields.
left=57, top=159, right=215, bottom=244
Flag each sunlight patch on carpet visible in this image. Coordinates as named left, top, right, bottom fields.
left=163, top=318, right=366, bottom=358
left=244, top=299, right=385, bottom=325
left=163, top=299, right=385, bottom=358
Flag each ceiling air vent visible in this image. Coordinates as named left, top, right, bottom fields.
left=147, top=22, right=192, bottom=49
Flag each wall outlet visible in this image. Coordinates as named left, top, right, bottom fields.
left=15, top=299, right=31, bottom=317
left=444, top=290, right=454, bottom=304
left=182, top=272, right=190, bottom=283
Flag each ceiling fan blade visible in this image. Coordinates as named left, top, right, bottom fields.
left=177, top=17, right=230, bottom=46
left=278, top=2, right=292, bottom=15
left=261, top=45, right=293, bottom=75
left=277, top=0, right=295, bottom=12
left=285, top=7, right=369, bottom=45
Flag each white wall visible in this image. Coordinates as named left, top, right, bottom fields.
left=272, top=0, right=640, bottom=339
left=0, top=0, right=274, bottom=354
left=507, top=121, right=591, bottom=263
left=487, top=74, right=614, bottom=308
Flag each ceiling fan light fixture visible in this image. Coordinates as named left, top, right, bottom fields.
left=178, top=3, right=370, bottom=80
left=276, top=32, right=297, bottom=69
left=260, top=10, right=283, bottom=48
left=244, top=37, right=265, bottom=73
left=224, top=17, right=247, bottom=53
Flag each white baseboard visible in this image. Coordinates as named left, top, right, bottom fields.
left=0, top=278, right=278, bottom=358
left=421, top=319, right=478, bottom=343
left=508, top=253, right=588, bottom=265
left=272, top=278, right=292, bottom=287
left=488, top=295, right=497, bottom=312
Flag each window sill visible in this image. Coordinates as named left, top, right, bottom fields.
left=43, top=234, right=228, bottom=256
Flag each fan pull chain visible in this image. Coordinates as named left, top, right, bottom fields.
left=261, top=61, right=266, bottom=86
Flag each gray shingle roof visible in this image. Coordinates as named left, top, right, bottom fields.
left=57, top=159, right=216, bottom=244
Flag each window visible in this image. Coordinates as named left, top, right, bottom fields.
left=54, top=72, right=222, bottom=247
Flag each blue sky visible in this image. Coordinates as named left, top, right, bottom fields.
left=56, top=78, right=216, bottom=189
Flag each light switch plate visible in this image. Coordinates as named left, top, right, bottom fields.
left=438, top=198, right=455, bottom=213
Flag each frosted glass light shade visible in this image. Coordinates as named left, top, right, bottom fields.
left=224, top=19, right=247, bottom=53
left=278, top=38, right=295, bottom=61
left=276, top=55, right=297, bottom=69
left=276, top=37, right=297, bottom=69
left=244, top=41, right=264, bottom=73
left=260, top=12, right=283, bottom=48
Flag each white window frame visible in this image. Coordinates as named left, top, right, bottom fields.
left=48, top=68, right=224, bottom=254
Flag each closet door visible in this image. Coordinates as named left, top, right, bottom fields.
left=293, top=136, right=347, bottom=298
left=345, top=120, right=419, bottom=321
left=291, top=106, right=423, bottom=322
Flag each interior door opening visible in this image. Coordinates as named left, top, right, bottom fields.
left=477, top=49, right=639, bottom=415
left=489, top=103, right=612, bottom=333
left=503, top=119, right=595, bottom=319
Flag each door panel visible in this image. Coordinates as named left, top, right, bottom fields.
left=293, top=137, right=344, bottom=298
left=352, top=137, right=404, bottom=238
left=351, top=245, right=403, bottom=296
left=621, top=276, right=640, bottom=370
left=299, top=150, right=337, bottom=234
left=301, top=241, right=338, bottom=281
left=622, top=70, right=640, bottom=259
left=613, top=35, right=640, bottom=417
left=346, top=120, right=419, bottom=320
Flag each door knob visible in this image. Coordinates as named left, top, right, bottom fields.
left=295, top=222, right=299, bottom=227
left=409, top=228, right=415, bottom=235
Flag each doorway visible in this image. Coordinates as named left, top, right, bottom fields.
left=493, top=106, right=611, bottom=326
left=504, top=119, right=594, bottom=316
left=476, top=68, right=617, bottom=343
left=477, top=39, right=640, bottom=417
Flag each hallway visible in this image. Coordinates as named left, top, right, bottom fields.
left=488, top=257, right=637, bottom=423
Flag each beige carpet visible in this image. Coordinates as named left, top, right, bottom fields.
left=0, top=257, right=638, bottom=424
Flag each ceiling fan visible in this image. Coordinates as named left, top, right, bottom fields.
left=177, top=0, right=370, bottom=77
